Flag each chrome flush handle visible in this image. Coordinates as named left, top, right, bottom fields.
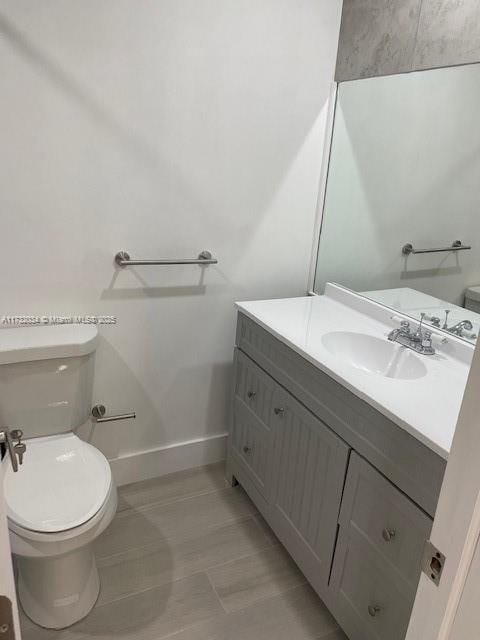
left=0, top=427, right=26, bottom=472
left=382, top=528, right=396, bottom=542
left=12, top=430, right=26, bottom=466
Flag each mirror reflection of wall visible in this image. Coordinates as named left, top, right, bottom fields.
left=314, top=62, right=480, bottom=343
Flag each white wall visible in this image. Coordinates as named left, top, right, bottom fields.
left=314, top=63, right=480, bottom=307
left=0, top=1, right=342, bottom=483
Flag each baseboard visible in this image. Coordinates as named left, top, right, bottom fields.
left=108, top=432, right=228, bottom=486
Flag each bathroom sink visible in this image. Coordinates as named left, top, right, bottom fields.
left=321, top=331, right=428, bottom=380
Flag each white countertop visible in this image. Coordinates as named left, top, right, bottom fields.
left=236, top=285, right=473, bottom=459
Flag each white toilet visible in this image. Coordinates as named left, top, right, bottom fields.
left=0, top=324, right=117, bottom=630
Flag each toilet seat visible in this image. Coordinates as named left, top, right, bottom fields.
left=5, top=433, right=112, bottom=533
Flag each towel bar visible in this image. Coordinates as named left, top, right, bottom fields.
left=115, top=250, right=217, bottom=266
left=402, top=240, right=471, bottom=255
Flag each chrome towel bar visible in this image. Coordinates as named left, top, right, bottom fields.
left=402, top=240, right=471, bottom=256
left=91, top=404, right=136, bottom=423
left=115, top=250, right=218, bottom=266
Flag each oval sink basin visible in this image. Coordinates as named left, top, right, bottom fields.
left=321, top=331, right=428, bottom=380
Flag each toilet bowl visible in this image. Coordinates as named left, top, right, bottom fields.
left=4, top=432, right=117, bottom=629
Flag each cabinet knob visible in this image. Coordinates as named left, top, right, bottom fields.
left=274, top=407, right=285, bottom=416
left=247, top=391, right=257, bottom=399
left=243, top=445, right=252, bottom=455
left=368, top=604, right=381, bottom=618
left=382, top=528, right=396, bottom=542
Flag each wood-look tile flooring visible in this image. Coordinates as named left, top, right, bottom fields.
left=20, top=462, right=347, bottom=640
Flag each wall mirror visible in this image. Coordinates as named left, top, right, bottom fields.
left=314, top=62, right=480, bottom=344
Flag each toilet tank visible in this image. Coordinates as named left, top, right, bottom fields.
left=465, top=286, right=480, bottom=315
left=0, top=325, right=98, bottom=438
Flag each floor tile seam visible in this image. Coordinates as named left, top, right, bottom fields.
left=91, top=569, right=215, bottom=610
left=116, top=485, right=234, bottom=516
left=95, top=513, right=258, bottom=563
left=204, top=542, right=288, bottom=579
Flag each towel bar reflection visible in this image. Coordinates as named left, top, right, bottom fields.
left=115, top=250, right=218, bottom=266
left=402, top=240, right=471, bottom=256
left=92, top=404, right=136, bottom=423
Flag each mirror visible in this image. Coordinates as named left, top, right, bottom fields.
left=314, top=63, right=480, bottom=344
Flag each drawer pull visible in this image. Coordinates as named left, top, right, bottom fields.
left=382, top=528, right=396, bottom=542
left=274, top=407, right=285, bottom=416
left=247, top=391, right=257, bottom=399
left=368, top=604, right=381, bottom=618
left=243, top=445, right=252, bottom=455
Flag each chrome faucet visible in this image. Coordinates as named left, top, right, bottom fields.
left=388, top=315, right=436, bottom=355
left=446, top=319, right=473, bottom=336
left=439, top=308, right=474, bottom=336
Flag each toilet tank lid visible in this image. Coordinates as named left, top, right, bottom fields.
left=0, top=324, right=98, bottom=365
left=465, top=286, right=480, bottom=302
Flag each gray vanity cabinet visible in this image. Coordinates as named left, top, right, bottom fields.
left=269, top=387, right=349, bottom=594
left=330, top=453, right=433, bottom=640
left=228, top=312, right=442, bottom=640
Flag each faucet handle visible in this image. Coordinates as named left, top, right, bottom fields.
left=10, top=429, right=23, bottom=443
left=420, top=330, right=436, bottom=354
left=422, top=330, right=432, bottom=344
left=425, top=315, right=441, bottom=327
left=443, top=309, right=451, bottom=329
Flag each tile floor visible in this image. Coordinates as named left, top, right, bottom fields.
left=20, top=462, right=347, bottom=640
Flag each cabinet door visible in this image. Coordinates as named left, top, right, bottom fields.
left=269, top=388, right=350, bottom=595
left=330, top=526, right=415, bottom=640
left=330, top=453, right=432, bottom=640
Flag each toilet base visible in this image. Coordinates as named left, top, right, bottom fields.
left=17, top=543, right=100, bottom=629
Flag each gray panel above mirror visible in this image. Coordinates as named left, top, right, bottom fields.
left=313, top=62, right=480, bottom=344
left=336, top=0, right=480, bottom=82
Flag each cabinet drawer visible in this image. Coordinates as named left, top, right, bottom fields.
left=338, top=453, right=432, bottom=589
left=234, top=348, right=276, bottom=426
left=230, top=350, right=277, bottom=501
left=331, top=527, right=415, bottom=640
left=231, top=399, right=272, bottom=500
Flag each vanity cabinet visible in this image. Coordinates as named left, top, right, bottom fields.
left=227, top=313, right=446, bottom=640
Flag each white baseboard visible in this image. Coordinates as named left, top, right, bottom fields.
left=108, top=432, right=228, bottom=486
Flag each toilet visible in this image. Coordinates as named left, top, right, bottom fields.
left=0, top=324, right=117, bottom=630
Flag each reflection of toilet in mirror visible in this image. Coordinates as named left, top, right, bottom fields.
left=1, top=325, right=117, bottom=630
left=465, top=286, right=480, bottom=315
